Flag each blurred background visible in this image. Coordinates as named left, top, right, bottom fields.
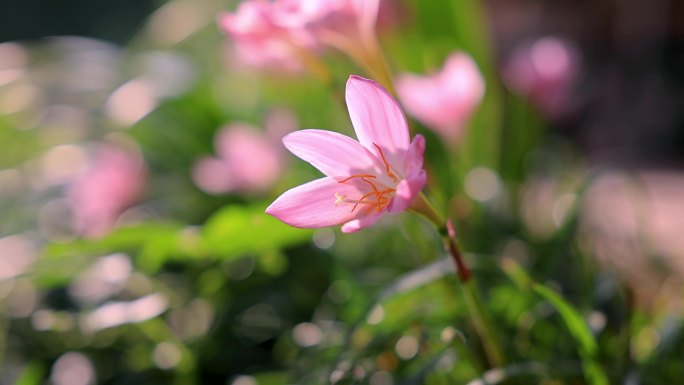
left=1, top=0, right=683, bottom=384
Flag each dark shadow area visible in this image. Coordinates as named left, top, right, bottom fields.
left=1, top=0, right=157, bottom=44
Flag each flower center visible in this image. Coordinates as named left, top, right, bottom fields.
left=335, top=174, right=394, bottom=213
left=334, top=143, right=399, bottom=213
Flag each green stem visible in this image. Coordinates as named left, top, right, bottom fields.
left=411, top=192, right=445, bottom=229
left=291, top=42, right=334, bottom=86
left=461, top=277, right=504, bottom=368
left=321, top=25, right=396, bottom=96
left=361, top=31, right=396, bottom=96
left=411, top=194, right=505, bottom=368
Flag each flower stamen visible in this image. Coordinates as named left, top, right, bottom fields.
left=336, top=173, right=395, bottom=213
left=372, top=143, right=399, bottom=182
left=338, top=173, right=377, bottom=183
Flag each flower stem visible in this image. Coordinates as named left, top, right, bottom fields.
left=460, top=272, right=505, bottom=368
left=411, top=192, right=445, bottom=228
left=360, top=31, right=396, bottom=96
left=321, top=25, right=397, bottom=96
left=292, top=43, right=333, bottom=86
left=411, top=194, right=505, bottom=368
left=444, top=219, right=471, bottom=282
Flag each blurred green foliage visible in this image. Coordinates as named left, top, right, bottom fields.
left=0, top=0, right=683, bottom=385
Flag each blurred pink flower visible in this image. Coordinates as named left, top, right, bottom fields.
left=218, top=0, right=317, bottom=72
left=219, top=0, right=400, bottom=77
left=67, top=145, right=146, bottom=238
left=193, top=110, right=295, bottom=195
left=396, top=52, right=485, bottom=140
left=271, top=0, right=383, bottom=63
left=503, top=36, right=580, bottom=117
left=272, top=0, right=379, bottom=37
left=266, top=75, right=426, bottom=233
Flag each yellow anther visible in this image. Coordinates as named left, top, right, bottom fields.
left=335, top=154, right=398, bottom=213
left=334, top=192, right=347, bottom=206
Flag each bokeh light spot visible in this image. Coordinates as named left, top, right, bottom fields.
left=465, top=167, right=500, bottom=202
left=231, top=375, right=257, bottom=385
left=292, top=322, right=323, bottom=347
left=153, top=342, right=182, bottom=369
left=366, top=304, right=385, bottom=325
left=50, top=352, right=95, bottom=385
left=395, top=335, right=419, bottom=360
left=0, top=234, right=36, bottom=281
left=369, top=371, right=393, bottom=385
left=313, top=228, right=336, bottom=249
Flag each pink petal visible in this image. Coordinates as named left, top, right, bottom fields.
left=192, top=157, right=235, bottom=194
left=404, top=134, right=425, bottom=179
left=265, top=177, right=364, bottom=228
left=351, top=0, right=380, bottom=34
left=282, top=129, right=381, bottom=179
left=218, top=1, right=271, bottom=36
left=396, top=52, right=484, bottom=139
left=68, top=145, right=145, bottom=237
left=265, top=108, right=298, bottom=141
left=216, top=125, right=282, bottom=191
left=341, top=212, right=383, bottom=233
left=345, top=75, right=410, bottom=168
left=386, top=171, right=426, bottom=213
left=215, top=124, right=263, bottom=159
left=396, top=73, right=445, bottom=126
left=442, top=52, right=485, bottom=113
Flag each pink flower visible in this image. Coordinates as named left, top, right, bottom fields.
left=396, top=52, right=485, bottom=140
left=67, top=145, right=146, bottom=237
left=270, top=0, right=383, bottom=62
left=272, top=0, right=379, bottom=36
left=266, top=76, right=427, bottom=233
left=218, top=0, right=317, bottom=72
left=502, top=37, right=579, bottom=117
left=193, top=110, right=295, bottom=194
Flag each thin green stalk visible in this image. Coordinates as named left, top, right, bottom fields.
left=461, top=277, right=504, bottom=368
left=411, top=194, right=505, bottom=368
left=360, top=31, right=396, bottom=96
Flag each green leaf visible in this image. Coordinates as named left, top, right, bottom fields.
left=15, top=361, right=45, bottom=385
left=377, top=257, right=454, bottom=302
left=43, top=223, right=185, bottom=260
left=251, top=371, right=289, bottom=385
left=202, top=203, right=312, bottom=259
left=37, top=223, right=188, bottom=285
left=533, top=284, right=609, bottom=385
left=503, top=258, right=609, bottom=385
left=533, top=284, right=597, bottom=354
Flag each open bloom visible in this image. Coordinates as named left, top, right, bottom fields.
left=266, top=75, right=427, bottom=233
left=396, top=52, right=484, bottom=140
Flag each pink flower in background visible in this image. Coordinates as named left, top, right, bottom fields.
left=193, top=110, right=296, bottom=194
left=266, top=75, right=426, bottom=233
left=271, top=0, right=388, bottom=64
left=272, top=0, right=380, bottom=38
left=219, top=0, right=399, bottom=75
left=396, top=52, right=485, bottom=140
left=503, top=36, right=580, bottom=117
left=218, top=0, right=317, bottom=72
left=67, top=145, right=146, bottom=238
